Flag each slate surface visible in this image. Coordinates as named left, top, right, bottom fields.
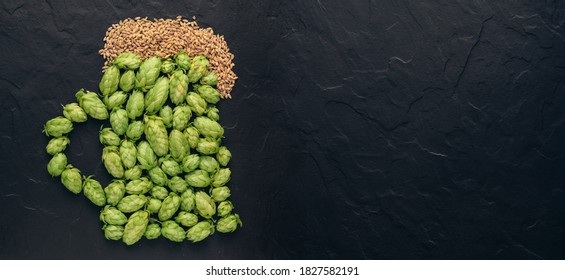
left=1, top=0, right=565, bottom=259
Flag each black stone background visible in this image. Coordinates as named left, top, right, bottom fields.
left=1, top=0, right=565, bottom=259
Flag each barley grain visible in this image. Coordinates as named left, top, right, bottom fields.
left=99, top=17, right=236, bottom=98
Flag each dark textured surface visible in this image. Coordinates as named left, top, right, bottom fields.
left=1, top=0, right=565, bottom=259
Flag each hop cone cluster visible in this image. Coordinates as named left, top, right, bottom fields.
left=43, top=52, right=241, bottom=245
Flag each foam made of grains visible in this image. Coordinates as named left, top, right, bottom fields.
left=99, top=16, right=237, bottom=99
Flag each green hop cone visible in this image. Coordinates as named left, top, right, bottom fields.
left=161, top=221, right=186, bottom=242
left=186, top=220, right=214, bottom=243
left=169, top=70, right=189, bottom=105
left=119, top=140, right=137, bottom=169
left=110, top=108, right=129, bottom=136
left=46, top=136, right=70, bottom=155
left=196, top=138, right=220, bottom=155
left=144, top=115, right=169, bottom=157
left=193, top=116, right=224, bottom=139
left=99, top=127, right=121, bottom=146
left=124, top=166, right=143, bottom=180
left=175, top=211, right=198, bottom=227
left=148, top=166, right=168, bottom=186
left=119, top=70, right=136, bottom=92
left=169, top=129, right=189, bottom=162
left=212, top=168, right=231, bottom=188
left=126, top=90, right=145, bottom=119
left=187, top=55, right=210, bottom=83
left=185, top=92, right=207, bottom=116
left=147, top=198, right=162, bottom=214
left=172, top=104, right=192, bottom=131
left=103, top=225, right=124, bottom=241
left=104, top=180, right=125, bottom=206
left=211, top=186, right=231, bottom=202
left=159, top=105, right=173, bottom=128
left=125, top=177, right=153, bottom=195
left=117, top=194, right=148, bottom=213
left=197, top=85, right=220, bottom=104
left=100, top=205, right=128, bottom=225
left=181, top=154, right=200, bottom=173
left=217, top=200, right=234, bottom=217
left=184, top=126, right=200, bottom=149
left=168, top=176, right=188, bottom=193
left=99, top=65, right=120, bottom=96
left=144, top=223, right=161, bottom=239
left=161, top=59, right=175, bottom=74
left=63, top=103, right=88, bottom=123
left=83, top=176, right=106, bottom=206
left=174, top=50, right=191, bottom=70
left=216, top=214, right=242, bottom=233
left=44, top=116, right=73, bottom=137
left=135, top=56, right=162, bottom=91
left=194, top=191, right=216, bottom=219
left=125, top=120, right=144, bottom=141
left=122, top=210, right=150, bottom=245
left=136, top=141, right=158, bottom=170
left=216, top=146, right=232, bottom=167
left=144, top=76, right=169, bottom=114
left=111, top=52, right=142, bottom=70
left=60, top=165, right=82, bottom=194
left=47, top=153, right=67, bottom=177
left=158, top=192, right=181, bottom=221
left=160, top=156, right=182, bottom=177
left=104, top=91, right=128, bottom=110
left=199, top=156, right=219, bottom=174
left=206, top=107, right=220, bottom=122
left=200, top=71, right=218, bottom=86
left=180, top=188, right=195, bottom=212
left=151, top=186, right=169, bottom=200
left=102, top=146, right=125, bottom=179
left=76, top=89, right=109, bottom=120
left=185, top=170, right=211, bottom=188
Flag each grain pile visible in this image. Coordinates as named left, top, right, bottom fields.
left=99, top=16, right=237, bottom=99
